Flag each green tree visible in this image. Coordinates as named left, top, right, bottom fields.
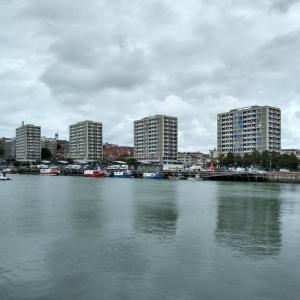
left=260, top=151, right=271, bottom=170
left=223, top=152, right=235, bottom=166
left=41, top=148, right=52, bottom=160
left=251, top=150, right=261, bottom=166
left=242, top=153, right=252, bottom=167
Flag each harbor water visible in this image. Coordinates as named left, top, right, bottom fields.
left=1, top=175, right=300, bottom=300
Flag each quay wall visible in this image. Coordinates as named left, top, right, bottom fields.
left=265, top=172, right=300, bottom=183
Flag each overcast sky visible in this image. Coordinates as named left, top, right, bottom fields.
left=1, top=0, right=300, bottom=151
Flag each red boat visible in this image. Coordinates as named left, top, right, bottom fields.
left=83, top=170, right=106, bottom=178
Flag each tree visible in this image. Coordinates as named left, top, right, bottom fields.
left=116, top=153, right=130, bottom=161
left=260, top=151, right=271, bottom=170
left=251, top=150, right=261, bottom=166
left=41, top=148, right=52, bottom=160
left=127, top=158, right=139, bottom=166
left=223, top=152, right=235, bottom=166
left=242, top=153, right=252, bottom=167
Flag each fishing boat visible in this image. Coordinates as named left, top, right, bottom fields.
left=113, top=170, right=134, bottom=178
left=143, top=171, right=164, bottom=179
left=83, top=169, right=106, bottom=178
left=40, top=167, right=60, bottom=176
left=0, top=171, right=11, bottom=180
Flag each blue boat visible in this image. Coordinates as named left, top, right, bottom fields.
left=113, top=170, right=135, bottom=178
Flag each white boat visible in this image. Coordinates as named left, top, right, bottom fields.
left=0, top=172, right=11, bottom=180
left=195, top=174, right=203, bottom=181
left=40, top=167, right=60, bottom=176
left=143, top=171, right=164, bottom=179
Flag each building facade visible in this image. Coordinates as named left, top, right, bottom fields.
left=16, top=123, right=41, bottom=161
left=69, top=120, right=103, bottom=162
left=56, top=140, right=70, bottom=160
left=0, top=137, right=16, bottom=160
left=217, top=106, right=281, bottom=154
left=281, top=149, right=300, bottom=160
left=41, top=137, right=57, bottom=160
left=134, top=115, right=178, bottom=162
left=177, top=152, right=206, bottom=166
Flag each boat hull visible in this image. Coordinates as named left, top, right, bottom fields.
left=83, top=173, right=105, bottom=178
left=143, top=172, right=164, bottom=179
left=40, top=173, right=59, bottom=176
left=113, top=171, right=135, bottom=178
left=83, top=170, right=106, bottom=178
left=113, top=175, right=134, bottom=178
left=40, top=167, right=60, bottom=176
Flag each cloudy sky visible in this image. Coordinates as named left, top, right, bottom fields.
left=1, top=0, right=300, bottom=151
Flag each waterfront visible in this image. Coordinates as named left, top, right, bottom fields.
left=1, top=176, right=300, bottom=300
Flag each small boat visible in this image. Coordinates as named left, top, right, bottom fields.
left=40, top=167, right=60, bottom=176
left=0, top=172, right=11, bottom=181
left=83, top=169, right=106, bottom=178
left=113, top=170, right=134, bottom=178
left=195, top=174, right=203, bottom=181
left=143, top=171, right=164, bottom=179
left=2, top=168, right=17, bottom=174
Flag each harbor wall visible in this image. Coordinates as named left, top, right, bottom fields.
left=265, top=172, right=300, bottom=184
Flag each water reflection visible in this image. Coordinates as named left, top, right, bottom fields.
left=133, top=182, right=178, bottom=239
left=67, top=180, right=103, bottom=233
left=215, top=183, right=282, bottom=257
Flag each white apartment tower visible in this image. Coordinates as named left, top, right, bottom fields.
left=134, top=115, right=178, bottom=162
left=69, top=120, right=103, bottom=162
left=217, top=106, right=281, bottom=154
left=16, top=123, right=41, bottom=161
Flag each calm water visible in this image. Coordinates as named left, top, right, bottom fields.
left=1, top=175, right=300, bottom=300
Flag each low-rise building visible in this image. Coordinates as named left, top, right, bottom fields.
left=281, top=149, right=300, bottom=160
left=0, top=137, right=16, bottom=160
left=56, top=140, right=70, bottom=160
left=41, top=137, right=57, bottom=159
left=177, top=152, right=206, bottom=166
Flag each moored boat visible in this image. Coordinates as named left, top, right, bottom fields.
left=40, top=167, right=60, bottom=176
left=113, top=170, right=134, bottom=178
left=83, top=169, right=106, bottom=178
left=143, top=171, right=164, bottom=179
left=0, top=171, right=11, bottom=181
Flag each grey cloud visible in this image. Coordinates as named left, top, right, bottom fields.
left=272, top=0, right=299, bottom=12
left=41, top=45, right=150, bottom=95
left=0, top=0, right=300, bottom=150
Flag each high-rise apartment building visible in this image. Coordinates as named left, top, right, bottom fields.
left=16, top=123, right=41, bottom=161
left=69, top=120, right=103, bottom=162
left=217, top=106, right=281, bottom=154
left=134, top=115, right=178, bottom=162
